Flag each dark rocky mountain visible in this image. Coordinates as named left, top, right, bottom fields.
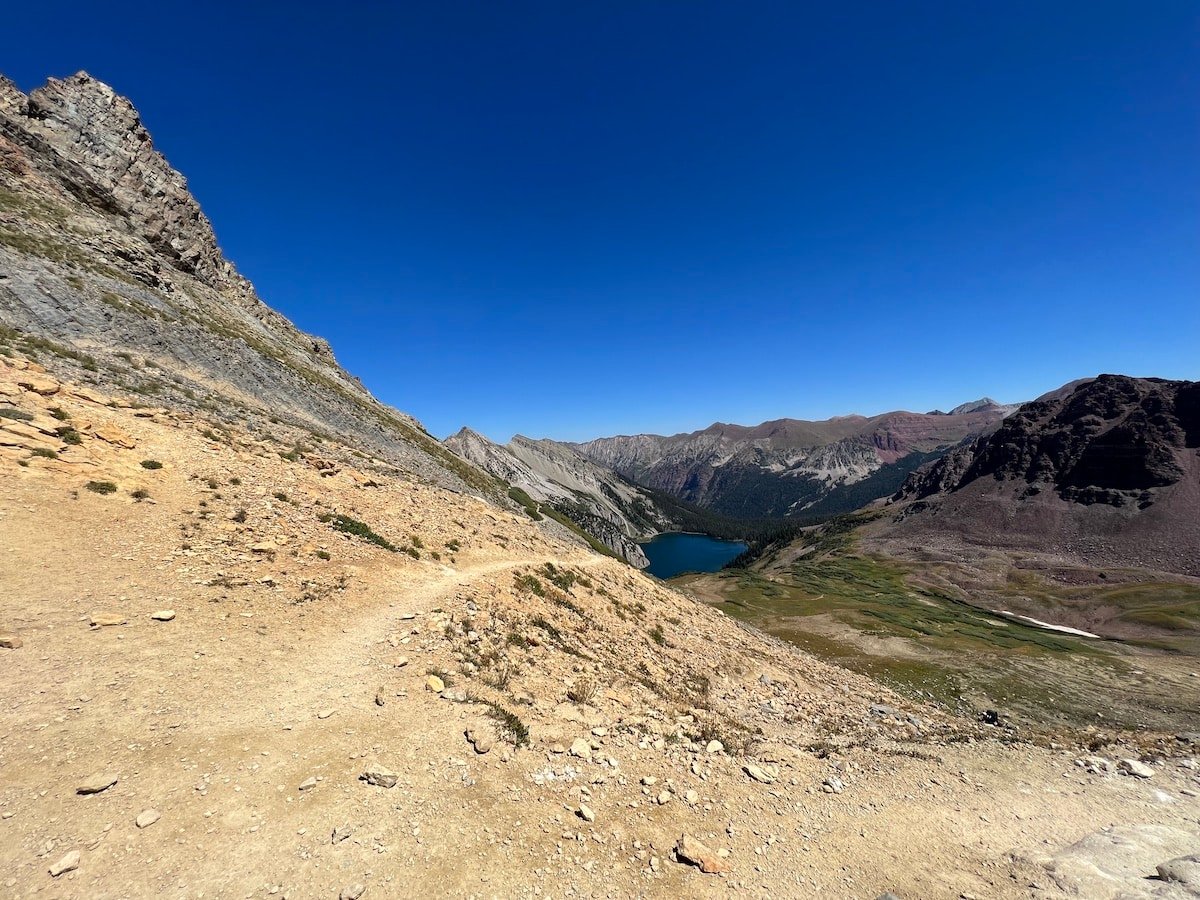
left=572, top=402, right=1016, bottom=520
left=0, top=71, right=492, bottom=495
left=885, top=375, right=1200, bottom=575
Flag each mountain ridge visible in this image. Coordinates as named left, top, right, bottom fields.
left=0, top=70, right=495, bottom=496
left=570, top=402, right=1015, bottom=520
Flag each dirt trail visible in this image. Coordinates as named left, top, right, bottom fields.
left=1, top=364, right=1199, bottom=899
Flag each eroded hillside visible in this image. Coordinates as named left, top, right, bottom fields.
left=1, top=72, right=1198, bottom=900
left=4, top=354, right=1200, bottom=899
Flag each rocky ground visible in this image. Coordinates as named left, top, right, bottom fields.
left=2, top=353, right=1200, bottom=900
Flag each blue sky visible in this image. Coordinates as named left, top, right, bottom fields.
left=6, top=2, right=1198, bottom=441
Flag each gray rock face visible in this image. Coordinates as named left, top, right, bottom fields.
left=22, top=73, right=226, bottom=285
left=445, top=427, right=680, bottom=566
left=571, top=406, right=1010, bottom=519
left=1038, top=824, right=1198, bottom=899
left=0, top=71, right=495, bottom=497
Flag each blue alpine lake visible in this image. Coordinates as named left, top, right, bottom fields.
left=639, top=532, right=748, bottom=579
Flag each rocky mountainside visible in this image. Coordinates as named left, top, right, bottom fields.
left=885, top=375, right=1200, bottom=575
left=445, top=427, right=680, bottom=566
left=1, top=72, right=1199, bottom=900
left=572, top=402, right=1015, bottom=520
left=0, top=71, right=490, bottom=495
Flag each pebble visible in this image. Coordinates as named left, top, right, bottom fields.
left=577, top=803, right=595, bottom=823
left=426, top=675, right=445, bottom=693
left=135, top=809, right=160, bottom=828
left=150, top=610, right=175, bottom=621
left=0, top=630, right=22, bottom=649
left=49, top=850, right=80, bottom=877
left=705, top=739, right=724, bottom=754
left=340, top=884, right=366, bottom=900
left=298, top=777, right=318, bottom=791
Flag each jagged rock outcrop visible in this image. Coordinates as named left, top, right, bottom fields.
left=445, top=427, right=681, bottom=566
left=572, top=403, right=1015, bottom=519
left=0, top=71, right=490, bottom=494
left=899, top=376, right=1200, bottom=507
left=882, top=376, right=1200, bottom=576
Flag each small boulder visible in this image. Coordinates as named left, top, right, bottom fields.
left=675, top=833, right=727, bottom=874
left=49, top=850, right=80, bottom=877
left=17, top=374, right=61, bottom=396
left=361, top=764, right=398, bottom=788
left=425, top=675, right=445, bottom=693
left=77, top=774, right=118, bottom=795
left=298, top=777, right=318, bottom=791
left=89, top=612, right=127, bottom=628
left=1118, top=759, right=1154, bottom=779
left=340, top=885, right=366, bottom=900
left=1157, top=854, right=1200, bottom=891
left=135, top=809, right=160, bottom=828
left=568, top=738, right=592, bottom=760
left=465, top=726, right=494, bottom=755
left=93, top=425, right=135, bottom=448
left=577, top=803, right=595, bottom=823
left=705, top=739, right=724, bottom=754
left=150, top=610, right=175, bottom=622
left=0, top=630, right=22, bottom=649
left=743, top=763, right=778, bottom=784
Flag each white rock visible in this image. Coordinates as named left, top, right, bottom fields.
left=135, top=809, right=160, bottom=828
left=568, top=738, right=592, bottom=760
left=49, top=850, right=80, bottom=877
left=1119, top=759, right=1155, bottom=779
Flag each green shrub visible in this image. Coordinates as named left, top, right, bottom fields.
left=515, top=574, right=546, bottom=597
left=0, top=408, right=34, bottom=421
left=140, top=459, right=163, bottom=470
left=507, top=486, right=543, bottom=521
left=31, top=447, right=57, bottom=459
left=321, top=513, right=396, bottom=551
left=85, top=480, right=117, bottom=495
left=131, top=488, right=150, bottom=500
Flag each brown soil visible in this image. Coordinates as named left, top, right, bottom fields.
left=2, top=355, right=1198, bottom=899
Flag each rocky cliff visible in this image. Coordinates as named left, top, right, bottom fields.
left=0, top=71, right=490, bottom=494
left=884, top=375, right=1200, bottom=575
left=445, top=427, right=682, bottom=566
left=572, top=402, right=1015, bottom=519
